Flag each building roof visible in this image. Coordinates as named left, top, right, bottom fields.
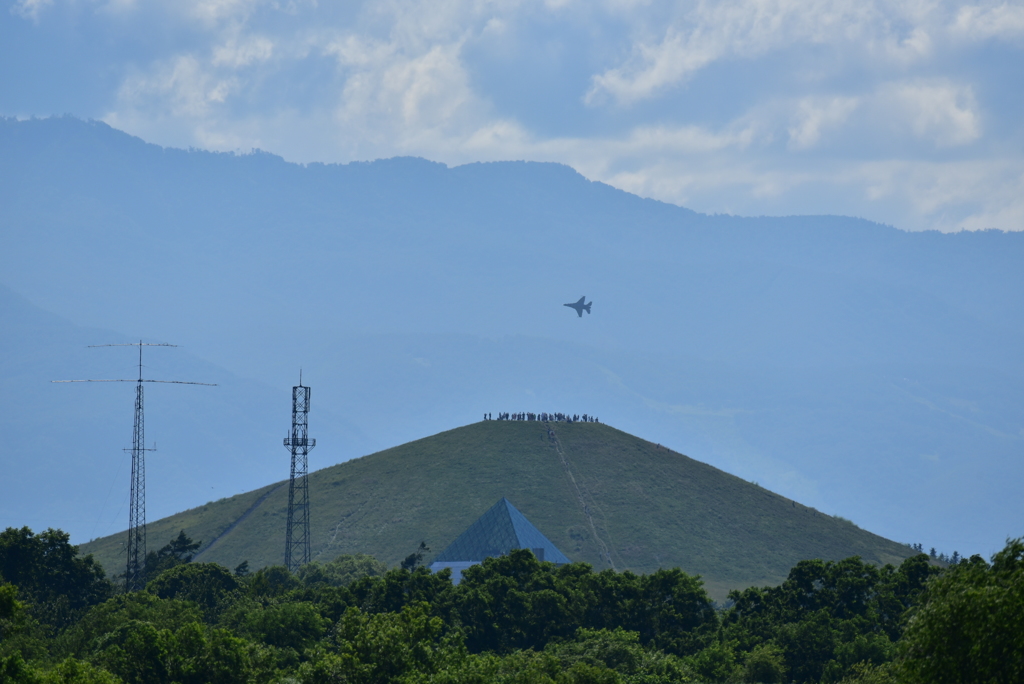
left=432, top=497, right=571, bottom=565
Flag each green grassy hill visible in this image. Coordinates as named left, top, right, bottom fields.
left=80, top=421, right=913, bottom=600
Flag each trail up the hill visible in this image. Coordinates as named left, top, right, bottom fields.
left=193, top=483, right=286, bottom=562
left=548, top=423, right=616, bottom=571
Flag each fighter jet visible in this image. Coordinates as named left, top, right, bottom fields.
left=564, top=296, right=592, bottom=317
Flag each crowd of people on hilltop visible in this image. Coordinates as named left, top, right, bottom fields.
left=484, top=412, right=598, bottom=423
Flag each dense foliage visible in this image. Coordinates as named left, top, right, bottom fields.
left=0, top=528, right=112, bottom=631
left=1, top=527, right=1020, bottom=683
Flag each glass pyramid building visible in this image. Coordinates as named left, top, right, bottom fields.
left=429, top=497, right=571, bottom=583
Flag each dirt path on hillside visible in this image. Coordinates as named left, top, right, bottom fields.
left=193, top=483, right=286, bottom=562
left=547, top=424, right=616, bottom=571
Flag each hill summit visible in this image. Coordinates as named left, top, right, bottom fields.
left=81, top=421, right=912, bottom=599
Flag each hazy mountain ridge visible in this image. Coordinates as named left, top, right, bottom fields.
left=4, top=116, right=1021, bottom=366
left=1, top=116, right=1022, bottom=556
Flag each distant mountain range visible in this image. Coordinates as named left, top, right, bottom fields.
left=80, top=420, right=914, bottom=601
left=1, top=116, right=1022, bottom=557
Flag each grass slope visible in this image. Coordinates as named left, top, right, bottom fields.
left=81, top=421, right=912, bottom=600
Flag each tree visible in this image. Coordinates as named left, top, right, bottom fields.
left=718, top=554, right=937, bottom=683
left=447, top=550, right=581, bottom=653
left=300, top=602, right=463, bottom=684
left=146, top=563, right=239, bottom=621
left=245, top=566, right=299, bottom=599
left=743, top=642, right=786, bottom=684
left=144, top=531, right=201, bottom=581
left=0, top=652, right=41, bottom=684
left=39, top=658, right=121, bottom=684
left=898, top=538, right=1024, bottom=684
left=56, top=592, right=202, bottom=661
left=234, top=601, right=329, bottom=652
left=92, top=620, right=262, bottom=684
left=401, top=542, right=430, bottom=571
left=441, top=551, right=716, bottom=657
left=0, top=527, right=112, bottom=628
left=547, top=627, right=696, bottom=682
left=347, top=566, right=451, bottom=616
left=298, top=554, right=387, bottom=588
left=91, top=621, right=171, bottom=684
left=1, top=583, right=27, bottom=642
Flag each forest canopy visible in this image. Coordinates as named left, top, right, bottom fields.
left=1, top=527, right=1021, bottom=684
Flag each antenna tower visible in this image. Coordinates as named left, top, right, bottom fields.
left=284, top=372, right=315, bottom=571
left=54, top=341, right=215, bottom=591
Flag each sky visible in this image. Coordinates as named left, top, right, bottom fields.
left=3, top=0, right=1023, bottom=233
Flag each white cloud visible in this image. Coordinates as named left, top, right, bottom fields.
left=10, top=0, right=53, bottom=22
left=461, top=119, right=532, bottom=153
left=98, top=0, right=140, bottom=13
left=585, top=25, right=717, bottom=106
left=115, top=55, right=238, bottom=118
left=8, top=0, right=1012, bottom=232
left=183, top=0, right=264, bottom=26
left=787, top=96, right=859, bottom=150
left=212, top=35, right=274, bottom=67
left=324, top=37, right=487, bottom=155
left=952, top=2, right=1024, bottom=42
left=638, top=124, right=754, bottom=152
left=571, top=146, right=1024, bottom=232
left=878, top=80, right=981, bottom=147
left=376, top=44, right=474, bottom=126
left=584, top=0, right=940, bottom=106
left=882, top=25, right=933, bottom=63
left=856, top=159, right=1024, bottom=231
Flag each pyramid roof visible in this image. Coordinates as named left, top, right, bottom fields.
left=432, top=497, right=571, bottom=565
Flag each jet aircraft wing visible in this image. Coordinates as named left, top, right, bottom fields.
left=563, top=296, right=590, bottom=317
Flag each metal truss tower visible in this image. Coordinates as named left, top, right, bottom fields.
left=54, top=341, right=215, bottom=591
left=284, top=373, right=315, bottom=572
left=126, top=368, right=154, bottom=592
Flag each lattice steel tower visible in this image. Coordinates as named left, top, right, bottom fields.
left=54, top=342, right=215, bottom=591
left=284, top=373, right=315, bottom=571
left=125, top=357, right=152, bottom=593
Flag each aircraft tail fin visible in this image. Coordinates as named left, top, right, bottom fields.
left=584, top=302, right=592, bottom=314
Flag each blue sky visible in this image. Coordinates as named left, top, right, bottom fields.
left=3, top=0, right=1023, bottom=232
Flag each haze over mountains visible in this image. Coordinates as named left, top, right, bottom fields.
left=1, top=116, right=1022, bottom=559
